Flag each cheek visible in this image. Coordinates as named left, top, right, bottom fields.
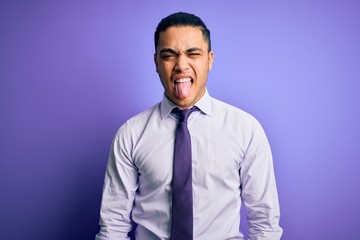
left=158, top=63, right=172, bottom=76
left=194, top=63, right=209, bottom=78
left=194, top=58, right=209, bottom=70
left=159, top=72, right=172, bottom=88
left=159, top=71, right=171, bottom=84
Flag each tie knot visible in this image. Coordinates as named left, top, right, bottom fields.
left=176, top=107, right=197, bottom=123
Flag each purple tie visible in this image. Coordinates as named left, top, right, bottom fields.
left=171, top=108, right=196, bottom=240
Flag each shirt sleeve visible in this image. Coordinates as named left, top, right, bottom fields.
left=239, top=118, right=283, bottom=240
left=95, top=125, right=138, bottom=240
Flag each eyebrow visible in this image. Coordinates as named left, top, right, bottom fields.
left=159, top=47, right=204, bottom=55
left=159, top=48, right=178, bottom=55
left=186, top=47, right=203, bottom=53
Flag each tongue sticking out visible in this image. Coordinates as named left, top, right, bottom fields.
left=174, top=81, right=191, bottom=99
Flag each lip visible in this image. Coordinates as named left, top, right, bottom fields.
left=172, top=74, right=194, bottom=84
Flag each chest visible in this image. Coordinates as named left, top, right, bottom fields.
left=131, top=114, right=247, bottom=192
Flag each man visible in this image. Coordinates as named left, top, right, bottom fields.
left=96, top=12, right=282, bottom=240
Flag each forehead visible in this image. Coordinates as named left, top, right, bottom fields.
left=157, top=26, right=207, bottom=51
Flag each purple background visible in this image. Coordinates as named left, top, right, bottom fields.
left=1, top=1, right=359, bottom=239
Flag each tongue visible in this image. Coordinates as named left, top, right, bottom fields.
left=174, top=81, right=191, bottom=99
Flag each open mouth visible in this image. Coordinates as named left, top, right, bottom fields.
left=173, top=77, right=193, bottom=99
left=174, top=77, right=192, bottom=84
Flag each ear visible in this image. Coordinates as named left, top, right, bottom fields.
left=154, top=53, right=159, bottom=73
left=208, top=51, right=214, bottom=70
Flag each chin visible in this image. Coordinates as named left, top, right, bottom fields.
left=178, top=99, right=195, bottom=109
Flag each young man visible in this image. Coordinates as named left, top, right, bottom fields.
left=96, top=12, right=282, bottom=240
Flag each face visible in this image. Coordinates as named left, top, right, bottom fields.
left=154, top=26, right=214, bottom=109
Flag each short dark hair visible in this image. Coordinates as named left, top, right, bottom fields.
left=154, top=12, right=211, bottom=53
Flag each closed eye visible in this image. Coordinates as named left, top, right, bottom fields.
left=186, top=48, right=203, bottom=57
left=188, top=52, right=201, bottom=56
left=159, top=48, right=178, bottom=60
left=161, top=54, right=175, bottom=59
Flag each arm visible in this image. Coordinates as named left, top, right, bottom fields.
left=96, top=127, right=138, bottom=240
left=240, top=119, right=283, bottom=240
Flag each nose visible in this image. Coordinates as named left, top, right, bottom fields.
left=174, top=54, right=189, bottom=72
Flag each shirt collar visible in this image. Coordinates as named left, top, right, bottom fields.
left=160, top=88, right=213, bottom=120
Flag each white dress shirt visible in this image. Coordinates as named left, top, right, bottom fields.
left=96, top=90, right=283, bottom=240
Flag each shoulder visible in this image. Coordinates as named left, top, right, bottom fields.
left=211, top=97, right=259, bottom=124
left=127, top=103, right=160, bottom=124
left=116, top=103, right=161, bottom=137
left=209, top=97, right=268, bottom=139
left=210, top=97, right=270, bottom=145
